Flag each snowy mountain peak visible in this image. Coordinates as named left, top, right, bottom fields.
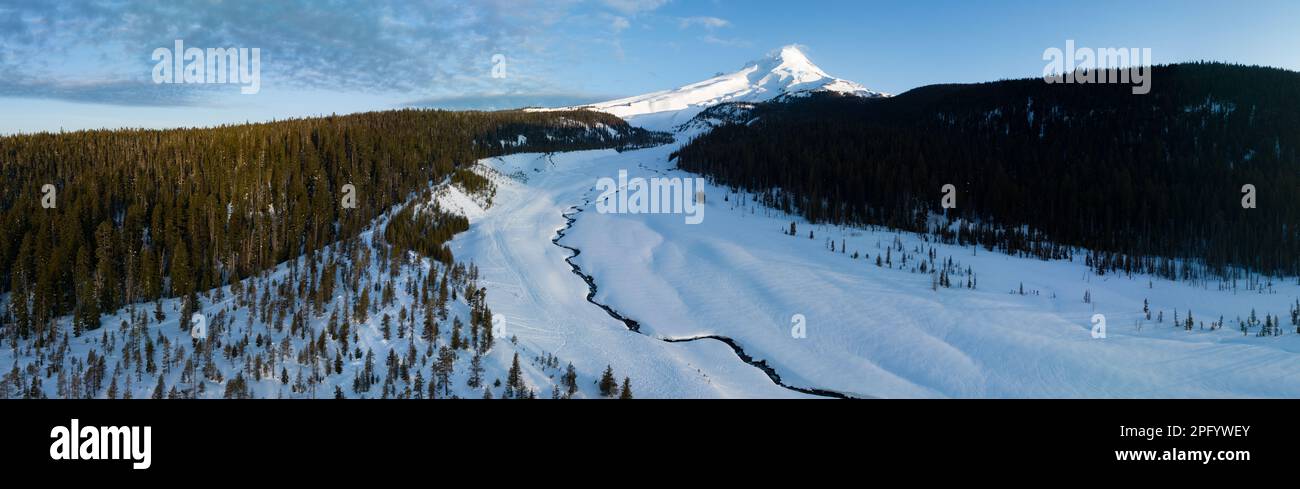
left=542, top=45, right=887, bottom=130
left=752, top=45, right=830, bottom=81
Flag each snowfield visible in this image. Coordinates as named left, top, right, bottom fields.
left=441, top=151, right=808, bottom=398
left=460, top=142, right=1300, bottom=398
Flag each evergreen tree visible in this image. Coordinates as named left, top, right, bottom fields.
left=422, top=307, right=437, bottom=342
left=562, top=362, right=578, bottom=396
left=619, top=377, right=633, bottom=399
left=506, top=352, right=524, bottom=398
left=467, top=353, right=484, bottom=388
left=599, top=365, right=618, bottom=397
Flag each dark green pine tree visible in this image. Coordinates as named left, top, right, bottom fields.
left=467, top=353, right=483, bottom=388
left=450, top=317, right=463, bottom=349
left=619, top=377, right=633, bottom=399
left=562, top=362, right=578, bottom=396
left=599, top=365, right=618, bottom=397
left=151, top=375, right=165, bottom=399
left=421, top=307, right=437, bottom=342
left=355, top=288, right=370, bottom=323
left=506, top=352, right=524, bottom=398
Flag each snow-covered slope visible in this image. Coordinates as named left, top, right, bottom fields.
left=438, top=152, right=809, bottom=398
left=477, top=142, right=1300, bottom=398
left=546, top=45, right=885, bottom=130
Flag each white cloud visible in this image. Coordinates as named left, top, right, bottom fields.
left=600, top=0, right=670, bottom=15
left=678, top=16, right=730, bottom=29
left=0, top=0, right=685, bottom=108
left=610, top=16, right=630, bottom=33
left=0, top=0, right=593, bottom=106
left=701, top=34, right=750, bottom=48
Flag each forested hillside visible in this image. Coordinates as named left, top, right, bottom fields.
left=0, top=108, right=667, bottom=343
left=673, top=62, right=1300, bottom=281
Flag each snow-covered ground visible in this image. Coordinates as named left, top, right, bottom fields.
left=440, top=152, right=808, bottom=398
left=459, top=141, right=1300, bottom=398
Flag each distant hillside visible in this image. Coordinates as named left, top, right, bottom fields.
left=673, top=62, right=1300, bottom=280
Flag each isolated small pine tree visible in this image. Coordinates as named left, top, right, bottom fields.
left=450, top=317, right=463, bottom=349
left=506, top=353, right=524, bottom=398
left=563, top=362, right=578, bottom=396
left=599, top=365, right=617, bottom=397
left=619, top=377, right=633, bottom=399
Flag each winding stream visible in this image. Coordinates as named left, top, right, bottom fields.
left=551, top=200, right=860, bottom=399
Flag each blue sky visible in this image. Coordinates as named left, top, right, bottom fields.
left=2, top=0, right=1298, bottom=134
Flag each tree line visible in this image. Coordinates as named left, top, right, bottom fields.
left=673, top=62, right=1300, bottom=281
left=0, top=108, right=668, bottom=343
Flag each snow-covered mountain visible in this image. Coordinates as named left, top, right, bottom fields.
left=549, top=45, right=886, bottom=130
left=12, top=42, right=1298, bottom=401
